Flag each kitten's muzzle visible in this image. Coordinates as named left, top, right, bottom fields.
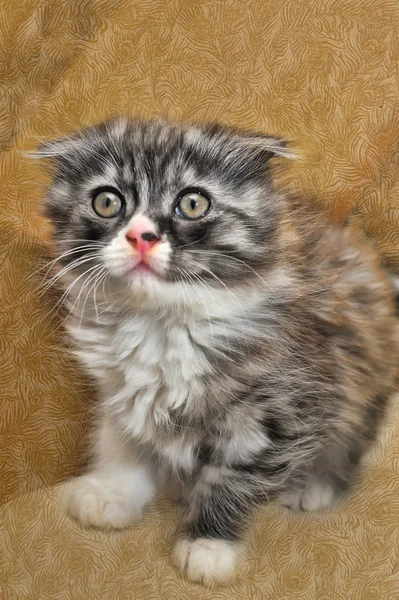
left=126, top=227, right=161, bottom=267
left=124, top=215, right=163, bottom=273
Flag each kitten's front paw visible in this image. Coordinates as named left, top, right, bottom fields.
left=172, top=538, right=238, bottom=587
left=281, top=480, right=337, bottom=512
left=63, top=474, right=143, bottom=530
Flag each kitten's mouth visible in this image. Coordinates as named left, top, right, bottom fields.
left=127, top=261, right=161, bottom=279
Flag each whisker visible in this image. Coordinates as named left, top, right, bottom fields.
left=173, top=267, right=190, bottom=323
left=187, top=249, right=267, bottom=285
left=37, top=246, right=105, bottom=275
left=36, top=263, right=103, bottom=328
left=56, top=239, right=106, bottom=246
left=78, top=265, right=107, bottom=327
left=176, top=266, right=216, bottom=342
left=183, top=259, right=232, bottom=293
left=183, top=268, right=238, bottom=357
left=39, top=254, right=103, bottom=294
left=92, top=270, right=109, bottom=322
left=174, top=234, right=209, bottom=249
left=69, top=264, right=105, bottom=319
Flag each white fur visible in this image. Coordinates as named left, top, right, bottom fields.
left=172, top=538, right=238, bottom=587
left=69, top=309, right=208, bottom=457
left=64, top=416, right=157, bottom=528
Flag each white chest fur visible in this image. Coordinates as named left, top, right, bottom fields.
left=69, top=311, right=209, bottom=470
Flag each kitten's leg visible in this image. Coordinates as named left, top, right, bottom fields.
left=281, top=440, right=362, bottom=512
left=64, top=414, right=157, bottom=529
left=172, top=466, right=258, bottom=587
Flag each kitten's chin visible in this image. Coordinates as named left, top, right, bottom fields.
left=124, top=264, right=164, bottom=292
left=118, top=263, right=171, bottom=300
left=113, top=265, right=186, bottom=309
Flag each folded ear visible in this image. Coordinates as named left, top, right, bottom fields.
left=31, top=117, right=125, bottom=163
left=234, top=131, right=296, bottom=159
left=197, top=123, right=297, bottom=161
left=35, top=130, right=86, bottom=160
left=24, top=129, right=96, bottom=178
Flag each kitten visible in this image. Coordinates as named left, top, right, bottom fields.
left=40, top=117, right=398, bottom=587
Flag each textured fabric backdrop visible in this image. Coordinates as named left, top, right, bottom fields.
left=1, top=0, right=399, bottom=598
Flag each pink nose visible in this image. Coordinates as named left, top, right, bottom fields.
left=125, top=229, right=160, bottom=254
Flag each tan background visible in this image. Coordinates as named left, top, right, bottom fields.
left=1, top=0, right=399, bottom=598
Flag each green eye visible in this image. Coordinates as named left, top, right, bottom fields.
left=176, top=191, right=211, bottom=220
left=92, top=190, right=123, bottom=218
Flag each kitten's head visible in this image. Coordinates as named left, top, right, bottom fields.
left=41, top=118, right=291, bottom=308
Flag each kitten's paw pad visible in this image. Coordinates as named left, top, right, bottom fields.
left=63, top=475, right=140, bottom=529
left=172, top=538, right=237, bottom=587
left=281, top=481, right=337, bottom=512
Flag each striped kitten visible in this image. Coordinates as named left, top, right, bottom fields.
left=40, top=118, right=398, bottom=587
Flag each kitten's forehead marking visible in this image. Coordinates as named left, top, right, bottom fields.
left=179, top=167, right=198, bottom=189
left=123, top=164, right=135, bottom=185
left=164, top=157, right=182, bottom=188
left=104, top=163, right=119, bottom=182
left=136, top=170, right=150, bottom=211
left=83, top=168, right=119, bottom=193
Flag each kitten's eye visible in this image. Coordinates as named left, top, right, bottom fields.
left=92, top=190, right=123, bottom=218
left=175, top=192, right=210, bottom=220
